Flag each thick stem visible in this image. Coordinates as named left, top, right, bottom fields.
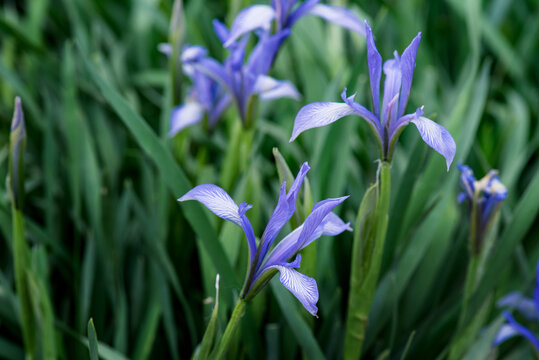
left=212, top=299, right=246, bottom=360
left=344, top=161, right=391, bottom=360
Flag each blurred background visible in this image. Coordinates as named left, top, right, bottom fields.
left=0, top=0, right=538, bottom=358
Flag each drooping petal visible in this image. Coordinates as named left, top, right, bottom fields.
left=501, top=311, right=539, bottom=352
left=178, top=185, right=257, bottom=261
left=286, top=0, right=318, bottom=28
left=290, top=102, right=356, bottom=142
left=178, top=184, right=242, bottom=225
left=411, top=116, right=456, bottom=171
left=365, top=21, right=382, bottom=119
left=224, top=5, right=276, bottom=47
left=264, top=212, right=351, bottom=266
left=341, top=88, right=381, bottom=132
left=169, top=102, right=204, bottom=136
left=493, top=324, right=519, bottom=346
left=381, top=57, right=402, bottom=127
left=498, top=292, right=538, bottom=321
left=254, top=75, right=301, bottom=100
left=257, top=163, right=310, bottom=262
left=306, top=4, right=365, bottom=36
left=271, top=255, right=320, bottom=316
left=398, top=33, right=421, bottom=117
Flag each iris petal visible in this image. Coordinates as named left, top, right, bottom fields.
left=258, top=163, right=310, bottom=261
left=254, top=75, right=301, bottom=100
left=493, top=324, right=519, bottom=346
left=502, top=311, right=539, bottom=352
left=169, top=102, right=204, bottom=136
left=306, top=4, right=365, bottom=35
left=290, top=102, right=356, bottom=141
left=498, top=292, right=538, bottom=321
left=224, top=5, right=276, bottom=47
left=411, top=116, right=456, bottom=171
left=398, top=33, right=421, bottom=117
left=271, top=255, right=320, bottom=316
left=365, top=21, right=382, bottom=119
left=178, top=185, right=257, bottom=260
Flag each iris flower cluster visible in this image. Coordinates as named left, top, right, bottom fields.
left=291, top=21, right=456, bottom=170
left=494, top=261, right=539, bottom=354
left=179, top=163, right=351, bottom=315
left=164, top=0, right=364, bottom=136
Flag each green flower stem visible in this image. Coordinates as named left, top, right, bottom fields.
left=212, top=299, right=246, bottom=359
left=344, top=161, right=391, bottom=360
left=220, top=122, right=253, bottom=192
left=12, top=206, right=36, bottom=359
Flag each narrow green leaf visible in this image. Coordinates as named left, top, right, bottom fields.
left=88, top=319, right=99, bottom=360
left=270, top=280, right=325, bottom=360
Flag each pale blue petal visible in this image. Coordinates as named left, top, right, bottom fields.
left=271, top=255, right=320, bottom=316
left=169, top=102, right=204, bottom=136
left=179, top=185, right=257, bottom=261
left=224, top=5, right=276, bottom=47
left=192, top=58, right=232, bottom=91
left=498, top=292, right=538, bottom=321
left=411, top=116, right=456, bottom=171
left=294, top=196, right=349, bottom=251
left=493, top=324, right=519, bottom=346
left=365, top=21, right=382, bottom=119
left=181, top=45, right=208, bottom=63
left=264, top=212, right=351, bottom=266
left=157, top=43, right=172, bottom=56
left=290, top=102, right=356, bottom=142
left=307, top=4, right=365, bottom=35
left=381, top=57, right=402, bottom=127
left=178, top=184, right=241, bottom=225
left=398, top=33, right=421, bottom=117
left=254, top=75, right=301, bottom=100
left=258, top=163, right=310, bottom=261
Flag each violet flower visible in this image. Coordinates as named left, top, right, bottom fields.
left=224, top=0, right=365, bottom=48
left=290, top=21, right=456, bottom=170
left=164, top=21, right=300, bottom=136
left=458, top=164, right=507, bottom=252
left=178, top=162, right=351, bottom=316
left=494, top=261, right=539, bottom=354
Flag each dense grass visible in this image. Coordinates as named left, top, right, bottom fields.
left=0, top=0, right=538, bottom=359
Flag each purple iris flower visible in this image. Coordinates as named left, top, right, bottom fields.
left=290, top=21, right=456, bottom=170
left=494, top=261, right=539, bottom=354
left=458, top=164, right=507, bottom=250
left=164, top=21, right=300, bottom=136
left=178, top=162, right=351, bottom=316
left=224, top=0, right=365, bottom=49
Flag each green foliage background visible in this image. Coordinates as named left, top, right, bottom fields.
left=0, top=0, right=538, bottom=358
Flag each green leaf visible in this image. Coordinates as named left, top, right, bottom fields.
left=77, top=47, right=240, bottom=295
left=270, top=280, right=325, bottom=360
left=88, top=319, right=99, bottom=360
